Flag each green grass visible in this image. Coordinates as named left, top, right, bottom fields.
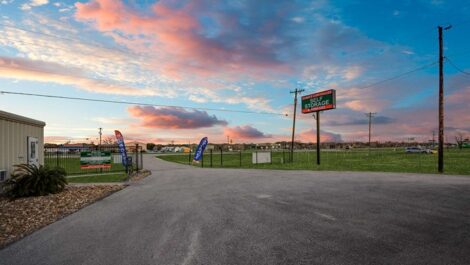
left=45, top=157, right=125, bottom=175
left=67, top=173, right=127, bottom=183
left=159, top=148, right=470, bottom=175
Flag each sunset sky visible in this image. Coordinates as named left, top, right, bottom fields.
left=0, top=0, right=469, bottom=144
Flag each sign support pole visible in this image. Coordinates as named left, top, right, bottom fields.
left=300, top=89, right=336, bottom=167
left=316, top=111, right=320, bottom=165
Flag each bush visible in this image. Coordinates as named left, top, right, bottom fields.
left=3, top=164, right=67, bottom=198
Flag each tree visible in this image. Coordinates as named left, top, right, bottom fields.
left=455, top=132, right=466, bottom=150
left=147, top=143, right=156, bottom=151
left=102, top=136, right=117, bottom=145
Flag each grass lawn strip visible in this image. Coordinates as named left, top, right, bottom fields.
left=0, top=185, right=124, bottom=248
left=158, top=148, right=470, bottom=175
left=67, top=173, right=128, bottom=183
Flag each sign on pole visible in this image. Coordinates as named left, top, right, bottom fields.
left=301, top=89, right=336, bottom=113
left=301, top=89, right=336, bottom=165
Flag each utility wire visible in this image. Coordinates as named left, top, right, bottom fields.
left=357, top=61, right=438, bottom=89
left=0, top=22, right=443, bottom=90
left=446, top=57, right=470, bottom=75
left=0, top=90, right=288, bottom=116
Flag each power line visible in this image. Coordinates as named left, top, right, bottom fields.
left=0, top=90, right=288, bottom=116
left=446, top=57, right=470, bottom=76
left=0, top=22, right=443, bottom=93
left=357, top=61, right=438, bottom=89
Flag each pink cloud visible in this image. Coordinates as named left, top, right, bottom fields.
left=74, top=0, right=290, bottom=79
left=44, top=136, right=74, bottom=144
left=0, top=56, right=158, bottom=96
left=297, top=128, right=342, bottom=143
left=128, top=106, right=228, bottom=129
left=224, top=125, right=271, bottom=139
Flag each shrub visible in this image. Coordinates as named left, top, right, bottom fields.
left=3, top=164, right=67, bottom=198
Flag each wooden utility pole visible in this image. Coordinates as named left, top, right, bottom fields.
left=315, top=112, right=320, bottom=165
left=438, top=26, right=444, bottom=173
left=365, top=112, right=376, bottom=149
left=290, top=88, right=304, bottom=163
left=438, top=25, right=452, bottom=173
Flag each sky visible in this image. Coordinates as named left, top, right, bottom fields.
left=0, top=0, right=469, bottom=144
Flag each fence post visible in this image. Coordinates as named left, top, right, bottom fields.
left=256, top=151, right=258, bottom=164
left=282, top=147, right=285, bottom=164
left=140, top=146, right=143, bottom=170
left=135, top=144, right=139, bottom=172
left=210, top=149, right=213, bottom=167
left=239, top=150, right=242, bottom=167
left=220, top=148, right=223, bottom=167
left=271, top=151, right=272, bottom=164
left=201, top=151, right=204, bottom=168
left=56, top=149, right=59, bottom=167
left=189, top=149, right=192, bottom=165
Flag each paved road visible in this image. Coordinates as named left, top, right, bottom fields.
left=1, top=155, right=470, bottom=265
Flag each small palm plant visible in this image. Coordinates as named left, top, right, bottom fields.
left=3, top=164, right=67, bottom=198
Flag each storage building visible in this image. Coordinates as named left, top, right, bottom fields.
left=0, top=110, right=45, bottom=181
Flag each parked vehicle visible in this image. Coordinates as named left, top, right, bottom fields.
left=405, top=146, right=434, bottom=154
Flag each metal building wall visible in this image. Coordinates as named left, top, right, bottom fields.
left=0, top=112, right=45, bottom=178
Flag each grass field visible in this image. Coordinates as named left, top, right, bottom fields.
left=159, top=148, right=470, bottom=175
left=45, top=157, right=126, bottom=175
left=67, top=173, right=128, bottom=183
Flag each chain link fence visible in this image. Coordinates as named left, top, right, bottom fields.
left=159, top=146, right=470, bottom=175
left=44, top=144, right=143, bottom=175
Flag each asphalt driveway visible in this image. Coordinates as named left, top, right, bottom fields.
left=1, top=155, right=469, bottom=265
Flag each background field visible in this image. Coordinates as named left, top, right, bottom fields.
left=45, top=157, right=125, bottom=175
left=158, top=148, right=470, bottom=175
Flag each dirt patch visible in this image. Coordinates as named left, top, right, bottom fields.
left=0, top=185, right=124, bottom=249
left=129, top=170, right=152, bottom=182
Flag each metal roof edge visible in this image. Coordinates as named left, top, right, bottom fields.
left=0, top=110, right=46, bottom=127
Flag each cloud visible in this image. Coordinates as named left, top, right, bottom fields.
left=74, top=0, right=293, bottom=79
left=0, top=15, right=277, bottom=113
left=327, top=115, right=395, bottom=126
left=224, top=125, right=271, bottom=139
left=343, top=99, right=390, bottom=112
left=0, top=56, right=160, bottom=96
left=128, top=106, right=228, bottom=129
left=44, top=135, right=74, bottom=144
left=21, top=0, right=49, bottom=10
left=297, top=128, right=342, bottom=143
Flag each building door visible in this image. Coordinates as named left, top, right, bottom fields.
left=27, top=136, right=39, bottom=167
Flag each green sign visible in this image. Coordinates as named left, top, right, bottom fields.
left=80, top=151, right=111, bottom=169
left=301, top=89, right=336, bottom=113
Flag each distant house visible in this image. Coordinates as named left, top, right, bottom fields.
left=0, top=110, right=45, bottom=181
left=126, top=142, right=147, bottom=152
left=60, top=143, right=93, bottom=153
